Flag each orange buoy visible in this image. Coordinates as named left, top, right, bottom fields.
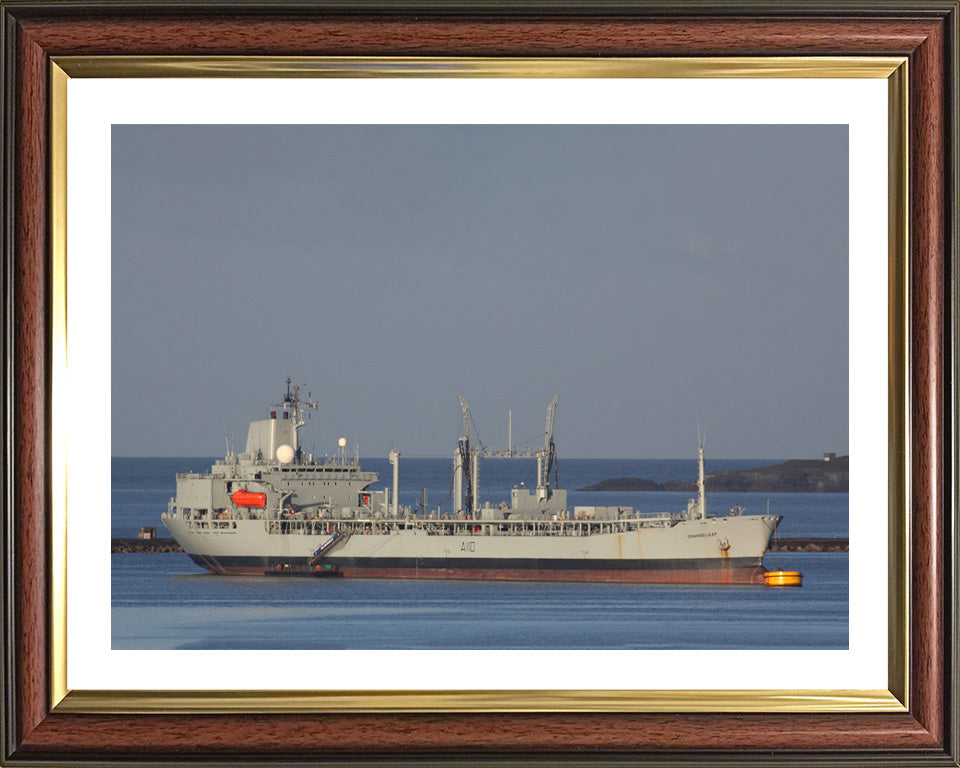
left=231, top=489, right=267, bottom=508
left=764, top=570, right=803, bottom=587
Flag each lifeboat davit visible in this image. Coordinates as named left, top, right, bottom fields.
left=231, top=489, right=266, bottom=508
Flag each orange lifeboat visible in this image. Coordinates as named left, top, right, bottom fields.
left=231, top=489, right=266, bottom=508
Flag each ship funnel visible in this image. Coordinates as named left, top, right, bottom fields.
left=246, top=416, right=296, bottom=461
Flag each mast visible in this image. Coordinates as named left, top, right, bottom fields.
left=472, top=450, right=480, bottom=515
left=697, top=425, right=707, bottom=520
left=272, top=377, right=317, bottom=455
left=388, top=449, right=400, bottom=516
left=453, top=447, right=463, bottom=514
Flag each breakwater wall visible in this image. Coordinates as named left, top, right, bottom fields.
left=769, top=538, right=848, bottom=552
left=112, top=536, right=849, bottom=554
left=112, top=537, right=183, bottom=553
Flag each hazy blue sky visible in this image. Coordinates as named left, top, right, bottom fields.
left=112, top=124, right=848, bottom=459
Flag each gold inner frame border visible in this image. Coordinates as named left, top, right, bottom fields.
left=49, top=55, right=909, bottom=714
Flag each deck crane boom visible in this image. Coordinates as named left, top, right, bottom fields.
left=455, top=393, right=475, bottom=514
left=536, top=395, right=559, bottom=495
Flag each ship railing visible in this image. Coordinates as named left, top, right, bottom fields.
left=413, top=518, right=671, bottom=537
left=268, top=516, right=681, bottom=538
left=631, top=513, right=680, bottom=527
left=263, top=519, right=345, bottom=536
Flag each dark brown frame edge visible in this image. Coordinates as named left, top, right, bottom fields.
left=1, top=2, right=957, bottom=766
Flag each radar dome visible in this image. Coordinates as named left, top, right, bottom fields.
left=338, top=437, right=347, bottom=448
left=276, top=444, right=295, bottom=464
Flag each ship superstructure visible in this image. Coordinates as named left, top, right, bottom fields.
left=162, top=382, right=782, bottom=584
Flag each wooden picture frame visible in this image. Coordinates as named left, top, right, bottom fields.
left=2, top=2, right=957, bottom=765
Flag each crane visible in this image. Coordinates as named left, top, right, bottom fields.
left=536, top=395, right=559, bottom=493
left=451, top=394, right=558, bottom=514
left=456, top=393, right=474, bottom=514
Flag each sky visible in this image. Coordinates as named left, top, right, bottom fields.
left=112, top=124, right=848, bottom=459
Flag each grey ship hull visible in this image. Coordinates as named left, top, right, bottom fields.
left=163, top=513, right=779, bottom=584
left=187, top=554, right=767, bottom=584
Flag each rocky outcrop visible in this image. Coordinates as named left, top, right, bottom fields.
left=578, top=477, right=664, bottom=492
left=578, top=456, right=848, bottom=493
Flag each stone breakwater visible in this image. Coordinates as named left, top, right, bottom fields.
left=768, top=538, right=848, bottom=552
left=112, top=537, right=848, bottom=553
left=112, top=537, right=183, bottom=553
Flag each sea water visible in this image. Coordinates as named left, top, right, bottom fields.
left=111, top=457, right=849, bottom=650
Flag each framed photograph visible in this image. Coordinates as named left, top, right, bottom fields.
left=2, top=2, right=956, bottom=766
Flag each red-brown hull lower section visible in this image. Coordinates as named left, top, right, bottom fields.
left=205, top=564, right=767, bottom=585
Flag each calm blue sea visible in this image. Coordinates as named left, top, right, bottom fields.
left=111, top=456, right=849, bottom=650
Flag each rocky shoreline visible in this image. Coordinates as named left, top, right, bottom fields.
left=577, top=456, right=848, bottom=493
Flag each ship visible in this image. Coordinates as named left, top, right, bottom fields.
left=161, top=380, right=782, bottom=584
